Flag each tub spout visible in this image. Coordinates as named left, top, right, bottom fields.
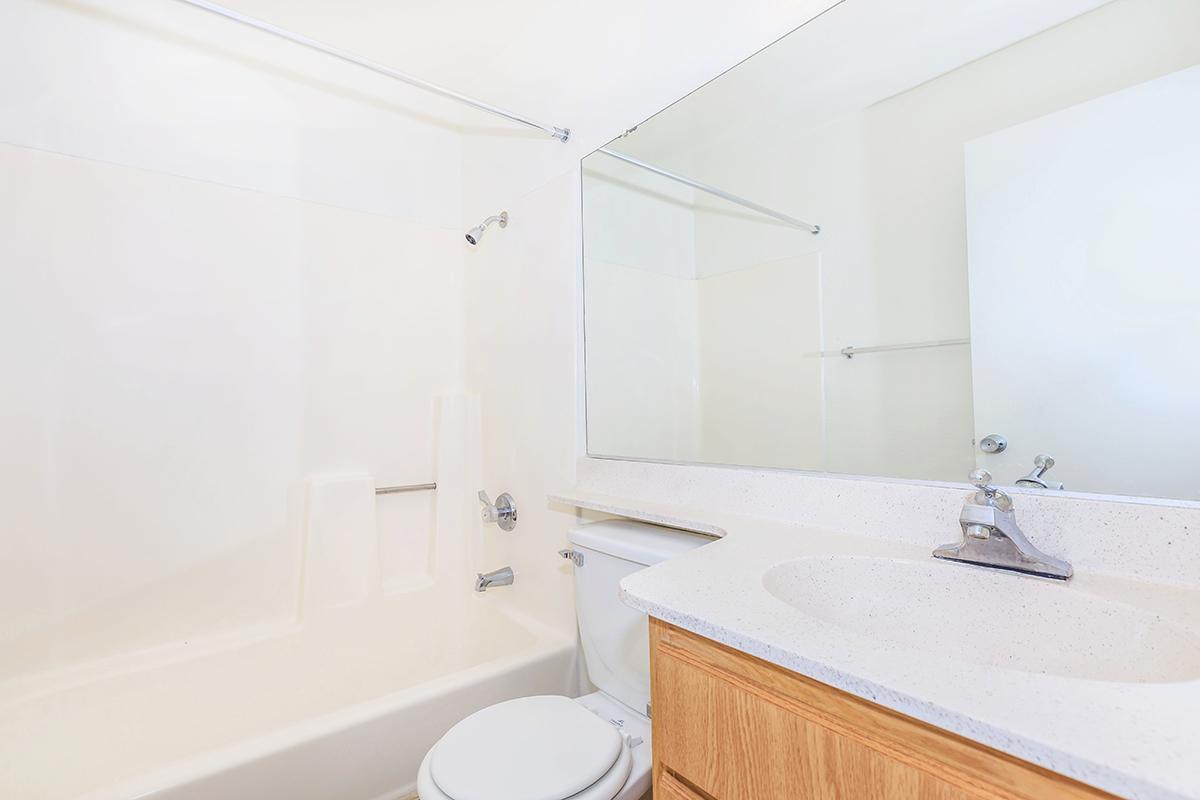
left=475, top=566, right=514, bottom=592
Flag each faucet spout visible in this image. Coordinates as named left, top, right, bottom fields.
left=475, top=566, right=515, bottom=592
left=933, top=470, right=1072, bottom=580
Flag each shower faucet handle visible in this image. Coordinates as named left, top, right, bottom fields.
left=478, top=490, right=518, bottom=531
left=477, top=490, right=497, bottom=522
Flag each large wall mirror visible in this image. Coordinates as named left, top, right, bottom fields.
left=582, top=0, right=1200, bottom=502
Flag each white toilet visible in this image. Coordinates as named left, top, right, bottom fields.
left=416, top=520, right=709, bottom=800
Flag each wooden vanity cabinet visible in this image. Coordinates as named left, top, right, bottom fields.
left=648, top=619, right=1118, bottom=800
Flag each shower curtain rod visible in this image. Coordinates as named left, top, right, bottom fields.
left=170, top=0, right=571, bottom=142
left=597, top=147, right=820, bottom=234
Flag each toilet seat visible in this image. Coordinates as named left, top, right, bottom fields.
left=418, top=737, right=633, bottom=800
left=416, top=695, right=634, bottom=800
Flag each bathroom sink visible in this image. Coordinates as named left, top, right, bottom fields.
left=762, top=556, right=1200, bottom=684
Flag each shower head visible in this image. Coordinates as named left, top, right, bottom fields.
left=465, top=211, right=508, bottom=245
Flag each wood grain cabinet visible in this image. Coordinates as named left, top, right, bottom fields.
left=649, top=619, right=1118, bottom=800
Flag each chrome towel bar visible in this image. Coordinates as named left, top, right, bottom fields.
left=375, top=483, right=437, bottom=495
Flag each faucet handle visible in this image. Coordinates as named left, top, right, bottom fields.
left=478, top=490, right=498, bottom=523
left=968, top=469, right=1012, bottom=512
left=1032, top=454, right=1055, bottom=476
left=969, top=468, right=994, bottom=490
left=478, top=489, right=518, bottom=531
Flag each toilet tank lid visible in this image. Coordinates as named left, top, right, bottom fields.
left=567, top=520, right=711, bottom=566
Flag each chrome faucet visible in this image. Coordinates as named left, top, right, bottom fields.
left=933, top=469, right=1072, bottom=580
left=474, top=566, right=514, bottom=592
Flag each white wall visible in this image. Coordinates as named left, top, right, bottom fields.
left=0, top=0, right=464, bottom=224
left=584, top=260, right=701, bottom=461
left=583, top=245, right=825, bottom=471
left=966, top=65, right=1200, bottom=500
left=820, top=0, right=1200, bottom=483
left=0, top=0, right=467, bottom=685
left=696, top=255, right=824, bottom=470
left=582, top=156, right=696, bottom=280
left=582, top=154, right=702, bottom=461
left=582, top=143, right=827, bottom=470
left=459, top=170, right=584, bottom=638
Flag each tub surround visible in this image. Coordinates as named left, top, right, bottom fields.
left=551, top=459, right=1200, bottom=800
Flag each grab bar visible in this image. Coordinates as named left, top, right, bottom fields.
left=375, top=482, right=437, bottom=495
left=821, top=338, right=970, bottom=359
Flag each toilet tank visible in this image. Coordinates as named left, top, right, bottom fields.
left=567, top=520, right=710, bottom=715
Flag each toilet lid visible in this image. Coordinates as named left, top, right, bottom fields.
left=429, top=695, right=624, bottom=800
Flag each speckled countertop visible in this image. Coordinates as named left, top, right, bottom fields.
left=551, top=488, right=1200, bottom=800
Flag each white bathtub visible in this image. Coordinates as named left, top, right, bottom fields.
left=0, top=589, right=578, bottom=800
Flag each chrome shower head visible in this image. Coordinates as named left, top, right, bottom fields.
left=465, top=211, right=508, bottom=245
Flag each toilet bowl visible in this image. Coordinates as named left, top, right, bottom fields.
left=416, top=691, right=650, bottom=800
left=415, top=520, right=710, bottom=800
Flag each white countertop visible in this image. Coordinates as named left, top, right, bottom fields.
left=551, top=488, right=1200, bottom=800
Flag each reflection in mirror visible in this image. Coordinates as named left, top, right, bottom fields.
left=582, top=0, right=1200, bottom=501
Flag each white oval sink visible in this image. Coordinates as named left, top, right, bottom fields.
left=762, top=556, right=1200, bottom=684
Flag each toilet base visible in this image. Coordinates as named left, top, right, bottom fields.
left=575, top=691, right=652, bottom=800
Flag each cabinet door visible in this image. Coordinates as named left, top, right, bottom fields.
left=653, top=638, right=972, bottom=799
left=650, top=619, right=1116, bottom=800
left=657, top=770, right=712, bottom=800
